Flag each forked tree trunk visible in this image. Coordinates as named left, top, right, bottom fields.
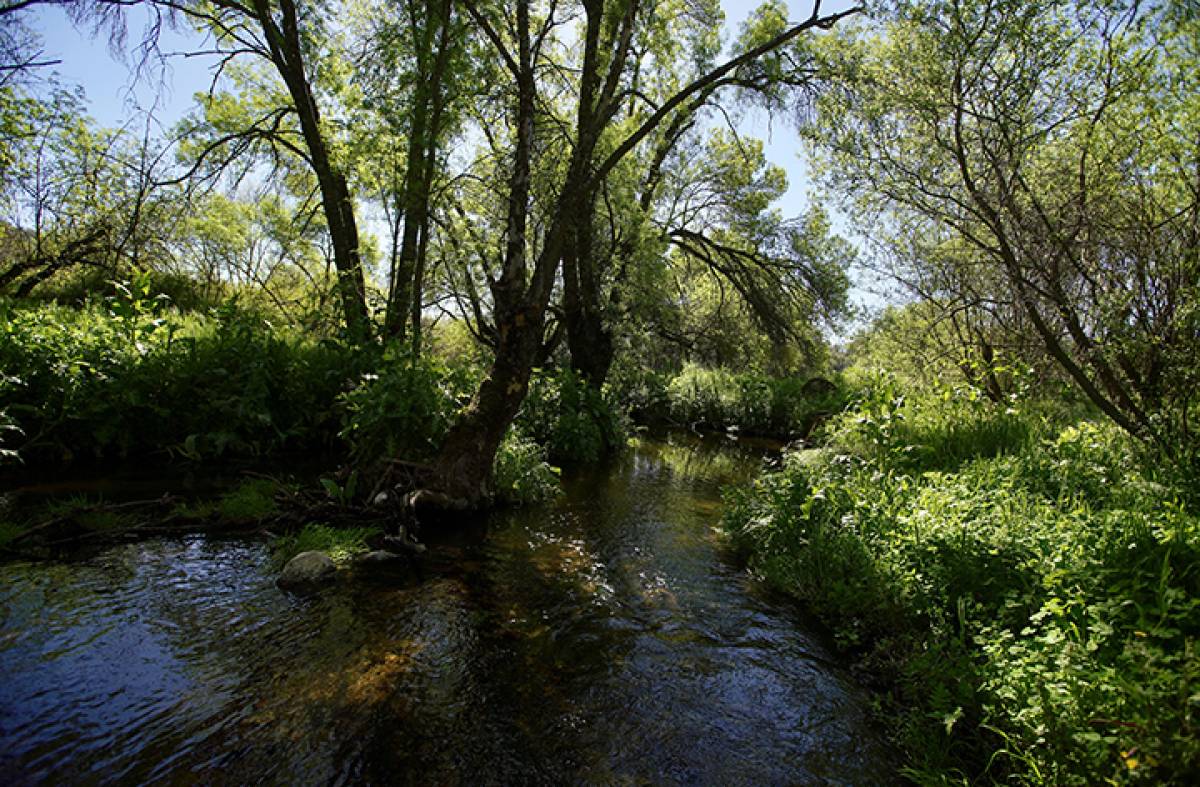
left=429, top=0, right=545, bottom=504
left=429, top=0, right=863, bottom=504
left=432, top=305, right=546, bottom=501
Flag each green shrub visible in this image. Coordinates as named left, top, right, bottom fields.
left=492, top=430, right=561, bottom=506
left=830, top=371, right=1032, bottom=472
left=338, top=345, right=475, bottom=466
left=0, top=519, right=28, bottom=548
left=605, top=360, right=670, bottom=423
left=0, top=296, right=362, bottom=465
left=517, top=367, right=627, bottom=464
left=722, top=384, right=1200, bottom=784
left=660, top=363, right=847, bottom=437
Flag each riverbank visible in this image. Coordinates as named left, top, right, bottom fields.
left=720, top=385, right=1200, bottom=784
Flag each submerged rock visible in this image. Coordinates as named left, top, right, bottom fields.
left=383, top=534, right=426, bottom=555
left=277, top=551, right=336, bottom=588
left=357, top=549, right=405, bottom=564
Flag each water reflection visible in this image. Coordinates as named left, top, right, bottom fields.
left=0, top=436, right=894, bottom=785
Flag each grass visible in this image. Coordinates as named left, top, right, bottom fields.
left=216, top=479, right=280, bottom=520
left=614, top=362, right=848, bottom=438
left=721, top=380, right=1200, bottom=784
left=270, top=522, right=381, bottom=568
left=0, top=520, right=26, bottom=548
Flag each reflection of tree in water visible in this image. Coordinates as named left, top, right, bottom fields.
left=632, top=433, right=769, bottom=489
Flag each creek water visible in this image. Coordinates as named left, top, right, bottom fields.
left=0, top=435, right=894, bottom=785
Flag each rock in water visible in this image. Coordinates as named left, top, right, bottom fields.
left=277, top=551, right=337, bottom=588
left=357, top=549, right=405, bottom=564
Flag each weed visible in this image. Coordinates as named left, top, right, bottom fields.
left=217, top=479, right=280, bottom=520
left=493, top=430, right=561, bottom=506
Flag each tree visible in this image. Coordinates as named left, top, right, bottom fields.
left=425, top=0, right=862, bottom=502
left=555, top=0, right=858, bottom=387
left=808, top=0, right=1200, bottom=447
left=375, top=0, right=463, bottom=348
left=163, top=0, right=373, bottom=342
left=0, top=88, right=184, bottom=296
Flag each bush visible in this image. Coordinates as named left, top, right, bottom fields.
left=517, top=367, right=627, bottom=464
left=492, top=430, right=561, bottom=506
left=0, top=295, right=362, bottom=465
left=830, top=371, right=1032, bottom=472
left=605, top=359, right=670, bottom=424
left=338, top=345, right=476, bottom=466
left=659, top=363, right=847, bottom=437
left=722, top=383, right=1200, bottom=784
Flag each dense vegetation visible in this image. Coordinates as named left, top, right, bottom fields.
left=2, top=0, right=1198, bottom=782
left=723, top=375, right=1199, bottom=783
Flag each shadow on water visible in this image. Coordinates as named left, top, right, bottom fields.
left=0, top=435, right=896, bottom=785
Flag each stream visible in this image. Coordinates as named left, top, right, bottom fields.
left=0, top=435, right=894, bottom=785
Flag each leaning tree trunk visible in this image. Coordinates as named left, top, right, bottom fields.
left=429, top=0, right=548, bottom=505
left=432, top=304, right=548, bottom=501
left=252, top=0, right=372, bottom=344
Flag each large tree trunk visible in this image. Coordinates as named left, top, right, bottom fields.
left=432, top=305, right=546, bottom=501
left=562, top=195, right=614, bottom=386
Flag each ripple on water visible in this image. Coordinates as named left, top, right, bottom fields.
left=0, top=438, right=896, bottom=785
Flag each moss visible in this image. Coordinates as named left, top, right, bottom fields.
left=75, top=509, right=135, bottom=531
left=170, top=499, right=219, bottom=521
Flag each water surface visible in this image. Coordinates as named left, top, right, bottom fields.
left=0, top=435, right=893, bottom=784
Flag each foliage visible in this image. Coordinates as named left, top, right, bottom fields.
left=661, top=363, right=847, bottom=438
left=830, top=370, right=1031, bottom=473
left=605, top=360, right=671, bottom=425
left=722, top=382, right=1200, bottom=783
left=808, top=0, right=1200, bottom=448
left=491, top=430, right=561, bottom=507
left=516, top=368, right=627, bottom=464
left=338, top=344, right=476, bottom=465
left=216, top=479, right=280, bottom=520
left=0, top=519, right=25, bottom=549
left=270, top=522, right=381, bottom=568
left=0, top=84, right=184, bottom=297
left=0, top=295, right=361, bottom=465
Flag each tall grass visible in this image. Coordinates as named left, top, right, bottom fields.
left=722, top=379, right=1200, bottom=784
